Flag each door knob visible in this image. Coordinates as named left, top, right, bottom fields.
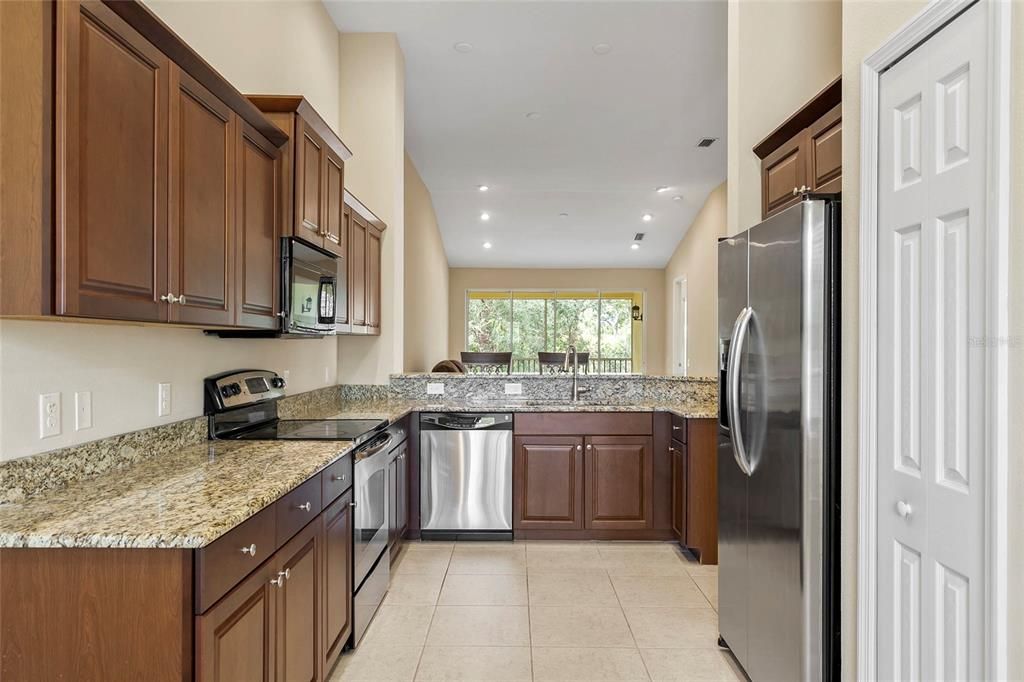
left=896, top=500, right=913, bottom=518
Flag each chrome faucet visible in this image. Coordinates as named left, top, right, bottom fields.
left=563, top=345, right=591, bottom=402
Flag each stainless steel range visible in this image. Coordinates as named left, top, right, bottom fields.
left=203, top=369, right=394, bottom=647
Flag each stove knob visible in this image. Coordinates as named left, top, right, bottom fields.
left=220, top=385, right=233, bottom=399
left=271, top=377, right=286, bottom=389
left=230, top=383, right=243, bottom=396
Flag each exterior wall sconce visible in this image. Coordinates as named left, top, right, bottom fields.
left=631, top=305, right=643, bottom=322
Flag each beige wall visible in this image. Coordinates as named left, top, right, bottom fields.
left=663, top=183, right=727, bottom=378
left=403, top=154, right=449, bottom=372
left=335, top=34, right=406, bottom=385
left=0, top=1, right=345, bottom=461
left=842, top=1, right=1024, bottom=678
left=727, top=0, right=842, bottom=236
left=448, top=269, right=666, bottom=375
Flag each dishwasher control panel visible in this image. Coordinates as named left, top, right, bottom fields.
left=420, top=413, right=512, bottom=430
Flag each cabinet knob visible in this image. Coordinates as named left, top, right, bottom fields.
left=792, top=187, right=799, bottom=196
left=297, top=501, right=311, bottom=512
left=586, top=444, right=592, bottom=451
left=240, top=543, right=257, bottom=556
left=160, top=293, right=178, bottom=303
left=332, top=474, right=347, bottom=482
left=177, top=295, right=187, bottom=305
left=672, top=425, right=681, bottom=431
left=576, top=445, right=582, bottom=452
left=668, top=447, right=675, bottom=454
left=350, top=501, right=358, bottom=508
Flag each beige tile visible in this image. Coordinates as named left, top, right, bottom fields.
left=528, top=571, right=620, bottom=607
left=426, top=605, right=531, bottom=646
left=438, top=573, right=528, bottom=606
left=415, top=646, right=532, bottom=681
left=692, top=574, right=718, bottom=611
left=610, top=575, right=711, bottom=608
left=385, top=573, right=445, bottom=606
left=623, top=608, right=720, bottom=649
left=596, top=542, right=681, bottom=557
left=359, top=605, right=436, bottom=648
left=405, top=541, right=456, bottom=551
left=601, top=552, right=690, bottom=577
left=394, top=548, right=453, bottom=576
left=532, top=647, right=650, bottom=681
left=639, top=649, right=744, bottom=681
left=530, top=606, right=635, bottom=648
left=527, top=544, right=604, bottom=573
left=684, top=562, right=718, bottom=578
left=447, top=547, right=527, bottom=575
left=330, top=644, right=422, bottom=681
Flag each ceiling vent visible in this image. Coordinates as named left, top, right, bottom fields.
left=633, top=232, right=645, bottom=241
left=696, top=137, right=718, bottom=148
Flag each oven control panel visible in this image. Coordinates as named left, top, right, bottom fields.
left=204, top=369, right=287, bottom=414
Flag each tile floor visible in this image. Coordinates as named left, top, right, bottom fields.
left=330, top=541, right=744, bottom=681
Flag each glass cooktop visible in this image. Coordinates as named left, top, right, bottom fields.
left=231, top=418, right=387, bottom=443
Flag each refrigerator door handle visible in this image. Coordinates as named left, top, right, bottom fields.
left=727, top=306, right=754, bottom=476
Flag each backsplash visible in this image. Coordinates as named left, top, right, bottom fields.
left=387, top=373, right=717, bottom=405
left=0, top=384, right=344, bottom=504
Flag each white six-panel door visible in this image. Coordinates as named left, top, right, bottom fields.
left=876, top=3, right=987, bottom=680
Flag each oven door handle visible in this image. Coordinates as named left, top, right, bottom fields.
left=355, top=434, right=394, bottom=462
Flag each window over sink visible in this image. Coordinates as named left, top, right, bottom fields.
left=465, top=289, right=644, bottom=374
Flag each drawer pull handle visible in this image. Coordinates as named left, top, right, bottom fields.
left=350, top=501, right=357, bottom=508
left=240, top=543, right=257, bottom=556
left=297, top=502, right=311, bottom=512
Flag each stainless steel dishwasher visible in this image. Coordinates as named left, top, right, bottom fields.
left=420, top=413, right=513, bottom=540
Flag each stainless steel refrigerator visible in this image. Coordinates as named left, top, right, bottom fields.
left=717, top=195, right=840, bottom=681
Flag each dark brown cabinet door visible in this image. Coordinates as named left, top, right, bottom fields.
left=347, top=212, right=368, bottom=327
left=684, top=419, right=718, bottom=564
left=513, top=436, right=584, bottom=530
left=275, top=520, right=320, bottom=682
left=366, top=226, right=382, bottom=333
left=397, top=445, right=409, bottom=538
left=322, top=149, right=345, bottom=257
left=196, top=560, right=276, bottom=682
left=294, top=118, right=325, bottom=247
left=806, top=104, right=842, bottom=194
left=56, top=0, right=169, bottom=322
left=322, top=492, right=353, bottom=673
left=761, top=131, right=806, bottom=219
left=168, top=67, right=234, bottom=326
left=584, top=436, right=654, bottom=530
left=235, top=120, right=281, bottom=329
left=670, top=440, right=687, bottom=543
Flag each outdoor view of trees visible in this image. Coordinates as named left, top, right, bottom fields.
left=466, top=291, right=640, bottom=373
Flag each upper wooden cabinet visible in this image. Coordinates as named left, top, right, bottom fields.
left=755, top=77, right=842, bottom=219
left=247, top=96, right=352, bottom=259
left=8, top=0, right=288, bottom=326
left=344, top=191, right=386, bottom=336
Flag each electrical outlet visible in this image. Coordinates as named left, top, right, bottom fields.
left=39, top=392, right=61, bottom=439
left=426, top=382, right=445, bottom=396
left=324, top=366, right=331, bottom=382
left=504, top=383, right=523, bottom=395
left=157, top=383, right=172, bottom=417
left=74, top=391, right=93, bottom=430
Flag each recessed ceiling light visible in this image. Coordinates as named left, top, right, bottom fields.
left=630, top=243, right=640, bottom=250
left=592, top=43, right=612, bottom=55
left=641, top=213, right=653, bottom=222
left=655, top=186, right=670, bottom=193
left=453, top=42, right=473, bottom=53
left=478, top=185, right=489, bottom=192
left=672, top=195, right=683, bottom=201
left=525, top=111, right=542, bottom=120
left=480, top=212, right=490, bottom=221
left=483, top=241, right=492, bottom=249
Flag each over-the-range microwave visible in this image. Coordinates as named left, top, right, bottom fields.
left=211, top=238, right=347, bottom=338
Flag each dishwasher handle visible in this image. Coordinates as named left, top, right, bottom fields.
left=420, top=413, right=513, bottom=431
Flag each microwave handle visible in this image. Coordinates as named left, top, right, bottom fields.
left=317, top=276, right=337, bottom=324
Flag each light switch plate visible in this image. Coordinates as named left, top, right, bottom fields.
left=157, top=383, right=172, bottom=417
left=75, top=391, right=93, bottom=430
left=426, top=382, right=445, bottom=396
left=504, top=383, right=523, bottom=395
left=39, top=392, right=61, bottom=439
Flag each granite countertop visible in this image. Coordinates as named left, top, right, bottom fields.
left=0, top=438, right=354, bottom=549
left=0, top=398, right=716, bottom=550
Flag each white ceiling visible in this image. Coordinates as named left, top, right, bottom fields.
left=324, top=1, right=727, bottom=268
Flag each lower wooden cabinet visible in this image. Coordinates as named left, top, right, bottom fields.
left=670, top=439, right=687, bottom=542
left=585, top=436, right=653, bottom=530
left=197, top=490, right=353, bottom=682
left=684, top=420, right=718, bottom=564
left=513, top=436, right=584, bottom=531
